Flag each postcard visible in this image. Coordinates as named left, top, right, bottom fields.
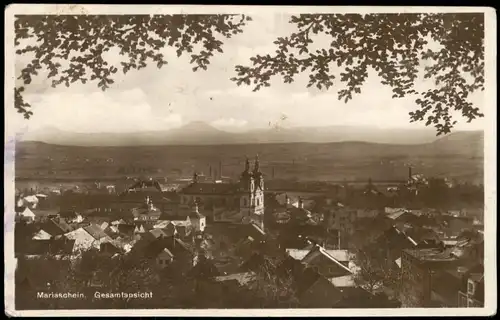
left=4, top=4, right=497, bottom=317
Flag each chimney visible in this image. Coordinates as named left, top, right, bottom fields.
left=219, top=161, right=222, bottom=180
left=299, top=197, right=304, bottom=209
left=272, top=167, right=275, bottom=179
left=209, top=165, right=212, bottom=178
left=408, top=166, right=412, bottom=180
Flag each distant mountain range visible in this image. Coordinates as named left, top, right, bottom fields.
left=20, top=121, right=484, bottom=147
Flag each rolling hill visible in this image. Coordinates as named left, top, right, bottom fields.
left=14, top=130, right=484, bottom=184
left=20, top=122, right=466, bottom=147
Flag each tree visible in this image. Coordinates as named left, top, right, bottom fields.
left=14, top=14, right=252, bottom=118
left=231, top=13, right=484, bottom=135
left=352, top=247, right=401, bottom=298
left=14, top=13, right=484, bottom=135
left=246, top=255, right=299, bottom=308
left=67, top=249, right=167, bottom=308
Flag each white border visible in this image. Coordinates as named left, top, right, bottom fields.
left=4, top=5, right=497, bottom=317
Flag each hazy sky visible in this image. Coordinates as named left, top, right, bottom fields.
left=12, top=13, right=485, bottom=133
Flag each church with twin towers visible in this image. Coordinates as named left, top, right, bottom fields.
left=179, top=155, right=265, bottom=230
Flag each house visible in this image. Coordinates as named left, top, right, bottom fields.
left=367, top=225, right=442, bottom=268
left=324, top=205, right=357, bottom=235
left=21, top=195, right=39, bottom=209
left=99, top=240, right=122, bottom=256
left=32, top=229, right=52, bottom=240
left=111, top=219, right=126, bottom=226
left=116, top=224, right=136, bottom=237
left=131, top=196, right=162, bottom=222
left=156, top=248, right=175, bottom=268
left=59, top=209, right=84, bottom=224
left=100, top=222, right=109, bottom=230
left=187, top=202, right=206, bottom=232
left=63, top=224, right=111, bottom=253
left=134, top=224, right=146, bottom=234
left=275, top=256, right=345, bottom=308
left=139, top=237, right=195, bottom=268
left=150, top=228, right=169, bottom=239
left=15, top=207, right=36, bottom=223
left=39, top=218, right=73, bottom=238
left=439, top=215, right=475, bottom=238
left=181, top=158, right=265, bottom=229
left=400, top=248, right=463, bottom=307
left=301, top=245, right=354, bottom=283
left=31, top=208, right=60, bottom=222
left=458, top=264, right=484, bottom=307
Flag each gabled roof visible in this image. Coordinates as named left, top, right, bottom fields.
left=286, top=249, right=310, bottom=261
left=134, top=224, right=146, bottom=233
left=111, top=219, right=126, bottom=225
left=301, top=245, right=353, bottom=278
left=83, top=224, right=108, bottom=240
left=20, top=207, right=36, bottom=218
left=160, top=248, right=174, bottom=259
left=150, top=228, right=168, bottom=239
left=153, top=220, right=172, bottom=229
left=215, top=272, right=255, bottom=285
left=143, top=238, right=173, bottom=258
left=23, top=195, right=39, bottom=203
left=32, top=229, right=52, bottom=240
left=40, top=219, right=72, bottom=237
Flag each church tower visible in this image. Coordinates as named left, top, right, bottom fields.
left=238, top=156, right=265, bottom=230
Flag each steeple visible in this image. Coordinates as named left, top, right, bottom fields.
left=253, top=154, right=260, bottom=173
left=241, top=157, right=252, bottom=180
left=191, top=200, right=199, bottom=214
left=245, top=157, right=250, bottom=172
left=253, top=154, right=263, bottom=190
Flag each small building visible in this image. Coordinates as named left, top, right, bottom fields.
left=15, top=207, right=36, bottom=223
left=156, top=248, right=175, bottom=268
left=32, top=229, right=52, bottom=240
left=131, top=196, right=162, bottom=223
left=458, top=264, right=484, bottom=307
left=400, top=248, right=462, bottom=307
left=63, top=224, right=111, bottom=253
left=59, top=209, right=84, bottom=224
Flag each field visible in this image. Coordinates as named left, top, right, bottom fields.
left=15, top=132, right=484, bottom=191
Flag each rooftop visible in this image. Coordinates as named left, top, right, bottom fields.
left=83, top=224, right=108, bottom=240
left=181, top=182, right=240, bottom=195
left=403, top=248, right=458, bottom=262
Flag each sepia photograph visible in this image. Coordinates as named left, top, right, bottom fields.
left=4, top=5, right=496, bottom=317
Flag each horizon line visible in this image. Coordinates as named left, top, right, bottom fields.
left=25, top=122, right=485, bottom=135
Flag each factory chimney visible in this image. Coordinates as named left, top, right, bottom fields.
left=219, top=161, right=222, bottom=180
